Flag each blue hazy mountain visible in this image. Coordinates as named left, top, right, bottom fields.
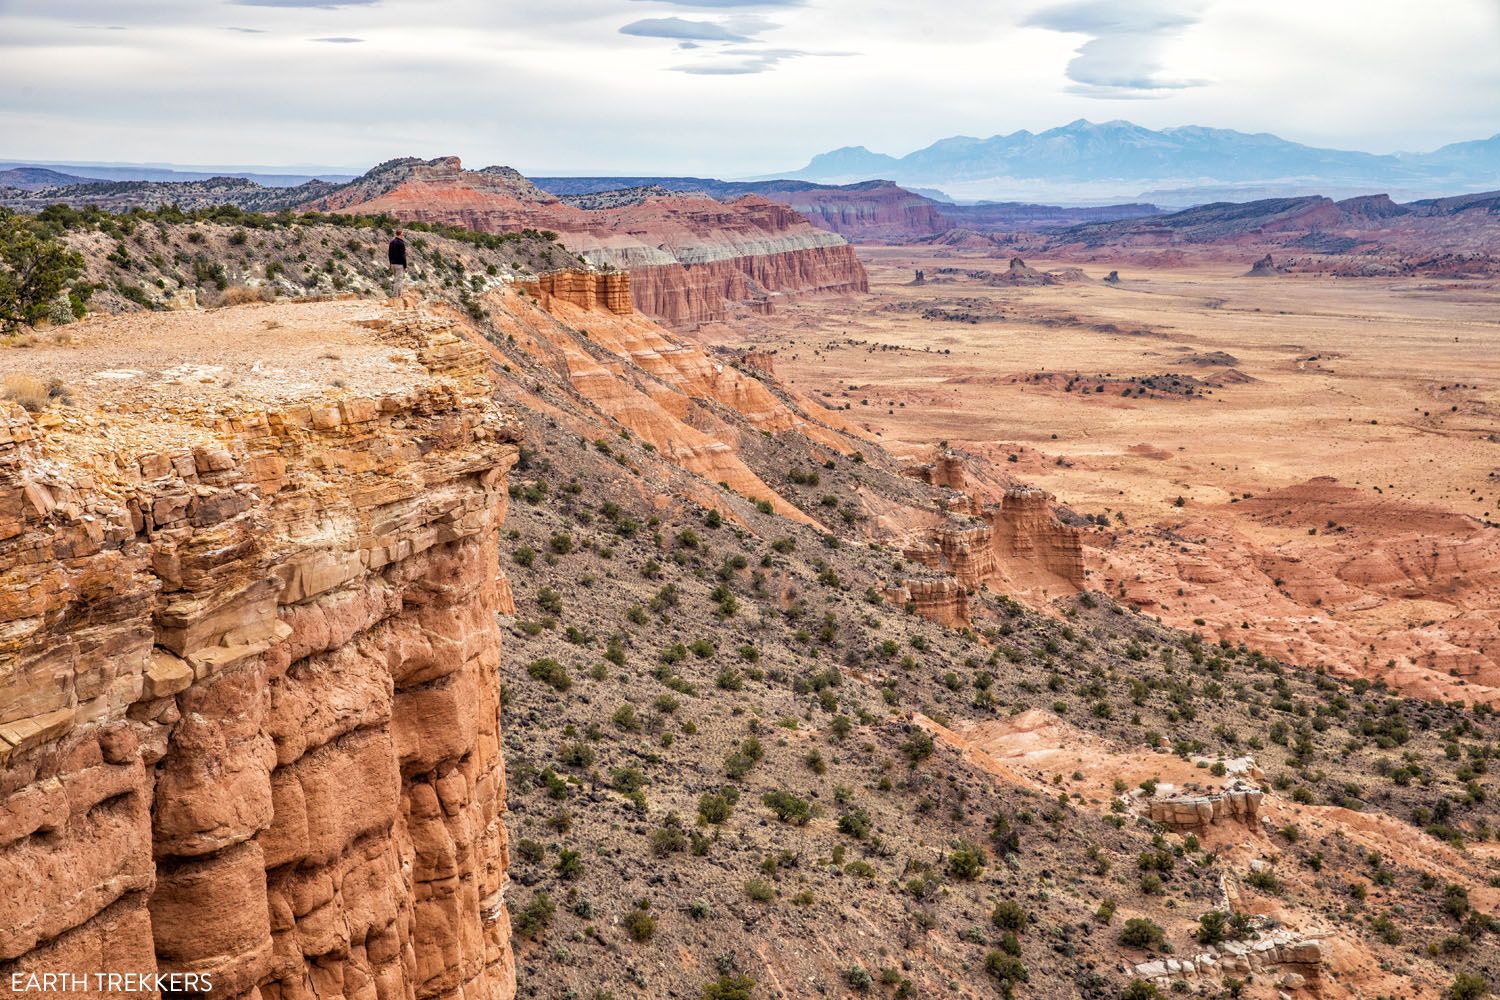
left=778, top=120, right=1500, bottom=204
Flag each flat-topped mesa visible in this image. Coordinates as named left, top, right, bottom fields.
left=300, top=156, right=868, bottom=329
left=0, top=302, right=519, bottom=1000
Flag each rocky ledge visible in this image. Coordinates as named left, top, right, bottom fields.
left=0, top=301, right=518, bottom=1000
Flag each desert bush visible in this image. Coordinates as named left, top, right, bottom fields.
left=701, top=975, right=756, bottom=1000
left=612, top=703, right=640, bottom=731
left=0, top=212, right=82, bottom=332
left=623, top=901, right=657, bottom=942
left=697, top=791, right=735, bottom=825
left=1448, top=973, right=1489, bottom=1000
left=838, top=808, right=872, bottom=839
left=947, top=842, right=984, bottom=880
left=217, top=284, right=271, bottom=307
left=983, top=951, right=1028, bottom=994
left=1118, top=917, right=1166, bottom=950
left=1, top=372, right=50, bottom=412
left=762, top=790, right=812, bottom=825
left=991, top=900, right=1027, bottom=932
left=743, top=878, right=774, bottom=902
left=526, top=658, right=571, bottom=692
left=512, top=891, right=555, bottom=940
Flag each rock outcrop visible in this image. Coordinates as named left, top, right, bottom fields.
left=882, top=578, right=971, bottom=627
left=0, top=302, right=518, bottom=999
left=1246, top=253, right=1286, bottom=276
left=1140, top=783, right=1264, bottom=831
left=896, top=486, right=1084, bottom=622
left=520, top=270, right=632, bottom=315
left=772, top=180, right=951, bottom=241
left=301, top=157, right=869, bottom=329
left=1131, top=932, right=1322, bottom=992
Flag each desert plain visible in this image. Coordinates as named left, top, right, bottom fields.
left=718, top=247, right=1500, bottom=702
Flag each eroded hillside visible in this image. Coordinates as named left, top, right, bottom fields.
left=426, top=278, right=1500, bottom=999
left=1, top=222, right=1498, bottom=1000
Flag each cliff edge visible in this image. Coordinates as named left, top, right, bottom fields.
left=0, top=301, right=519, bottom=1000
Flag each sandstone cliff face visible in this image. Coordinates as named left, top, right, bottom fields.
left=0, top=303, right=518, bottom=1000
left=895, top=485, right=1085, bottom=624
left=519, top=270, right=632, bottom=315
left=301, top=158, right=868, bottom=328
left=776, top=181, right=951, bottom=241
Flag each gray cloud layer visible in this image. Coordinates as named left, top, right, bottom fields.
left=620, top=17, right=752, bottom=42
left=1025, top=0, right=1207, bottom=97
left=1, top=0, right=1495, bottom=176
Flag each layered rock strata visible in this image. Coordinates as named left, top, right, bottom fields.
left=895, top=486, right=1085, bottom=622
left=301, top=157, right=868, bottom=328
left=1131, top=933, right=1322, bottom=992
left=0, top=304, right=518, bottom=1000
left=1142, top=784, right=1264, bottom=830
left=519, top=270, right=632, bottom=315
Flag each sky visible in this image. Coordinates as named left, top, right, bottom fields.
left=1, top=0, right=1498, bottom=177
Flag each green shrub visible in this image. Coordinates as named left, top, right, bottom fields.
left=948, top=842, right=985, bottom=880
left=612, top=703, right=640, bottom=731
left=623, top=902, right=657, bottom=942
left=526, top=658, right=571, bottom=692
left=698, top=791, right=735, bottom=825
left=983, top=951, right=1028, bottom=992
left=838, top=808, right=872, bottom=839
left=843, top=966, right=872, bottom=992
left=702, top=975, right=756, bottom=1000
left=991, top=900, right=1027, bottom=932
left=1118, top=917, right=1166, bottom=950
left=512, top=891, right=555, bottom=940
left=744, top=878, right=774, bottom=902
left=762, top=790, right=812, bottom=825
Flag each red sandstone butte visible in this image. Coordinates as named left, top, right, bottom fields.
left=300, top=157, right=869, bottom=328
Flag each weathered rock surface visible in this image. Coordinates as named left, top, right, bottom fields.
left=771, top=180, right=951, bottom=241
left=1143, top=783, right=1264, bottom=830
left=0, top=302, right=518, bottom=1000
left=1132, top=931, right=1323, bottom=990
left=301, top=157, right=869, bottom=328
left=895, top=486, right=1085, bottom=622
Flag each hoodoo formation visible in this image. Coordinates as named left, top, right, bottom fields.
left=0, top=303, right=518, bottom=999
left=300, top=157, right=869, bottom=328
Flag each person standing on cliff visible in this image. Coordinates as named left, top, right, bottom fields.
left=387, top=229, right=407, bottom=297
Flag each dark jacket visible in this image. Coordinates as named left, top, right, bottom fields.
left=387, top=237, right=407, bottom=266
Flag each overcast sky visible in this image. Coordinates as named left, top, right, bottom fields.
left=2, top=0, right=1497, bottom=176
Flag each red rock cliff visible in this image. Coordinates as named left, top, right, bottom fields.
left=896, top=486, right=1085, bottom=624
left=0, top=303, right=518, bottom=1000
left=775, top=181, right=951, bottom=241
left=302, top=157, right=868, bottom=329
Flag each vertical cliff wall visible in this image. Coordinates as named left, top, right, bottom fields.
left=895, top=486, right=1085, bottom=624
left=520, top=270, right=632, bottom=315
left=299, top=158, right=869, bottom=330
left=0, top=304, right=518, bottom=1000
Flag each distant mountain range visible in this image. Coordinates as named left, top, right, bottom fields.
left=777, top=120, right=1500, bottom=206
left=0, top=159, right=355, bottom=188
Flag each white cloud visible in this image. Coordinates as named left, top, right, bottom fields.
left=0, top=0, right=1495, bottom=175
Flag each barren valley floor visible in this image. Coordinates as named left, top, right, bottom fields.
left=716, top=248, right=1500, bottom=701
